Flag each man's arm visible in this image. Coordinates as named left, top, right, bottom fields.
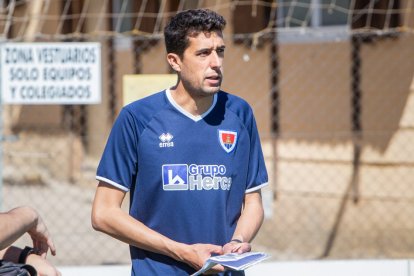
left=0, top=206, right=37, bottom=250
left=223, top=190, right=264, bottom=254
left=0, top=206, right=56, bottom=257
left=0, top=206, right=60, bottom=275
left=91, top=181, right=224, bottom=271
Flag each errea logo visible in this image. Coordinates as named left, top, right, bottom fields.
left=159, top=132, right=174, bottom=148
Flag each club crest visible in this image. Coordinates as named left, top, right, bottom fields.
left=218, top=130, right=238, bottom=153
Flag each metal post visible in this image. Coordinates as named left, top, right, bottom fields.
left=0, top=68, right=3, bottom=211
left=0, top=37, right=4, bottom=210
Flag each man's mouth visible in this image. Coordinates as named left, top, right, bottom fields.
left=206, top=75, right=221, bottom=82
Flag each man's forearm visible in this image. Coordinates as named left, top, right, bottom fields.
left=92, top=182, right=225, bottom=270
left=0, top=206, right=38, bottom=250
left=92, top=204, right=224, bottom=270
left=231, top=191, right=264, bottom=243
left=92, top=200, right=189, bottom=261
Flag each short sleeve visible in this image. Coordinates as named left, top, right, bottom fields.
left=96, top=109, right=138, bottom=191
left=245, top=112, right=268, bottom=193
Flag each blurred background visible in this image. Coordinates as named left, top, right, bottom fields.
left=1, top=0, right=414, bottom=267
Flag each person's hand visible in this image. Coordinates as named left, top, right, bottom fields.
left=26, top=209, right=56, bottom=258
left=25, top=253, right=61, bottom=276
left=181, top=243, right=225, bottom=273
left=222, top=240, right=251, bottom=254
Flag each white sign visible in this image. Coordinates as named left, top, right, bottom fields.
left=0, top=42, right=101, bottom=104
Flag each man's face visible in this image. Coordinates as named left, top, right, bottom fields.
left=178, top=31, right=225, bottom=96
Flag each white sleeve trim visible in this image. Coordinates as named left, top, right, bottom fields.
left=96, top=176, right=130, bottom=192
left=245, top=182, right=269, bottom=194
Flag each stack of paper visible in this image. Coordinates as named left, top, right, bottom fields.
left=191, top=252, right=269, bottom=276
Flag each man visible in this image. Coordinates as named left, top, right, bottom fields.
left=0, top=206, right=61, bottom=276
left=92, top=9, right=268, bottom=275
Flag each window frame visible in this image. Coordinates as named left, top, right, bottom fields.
left=276, top=0, right=351, bottom=44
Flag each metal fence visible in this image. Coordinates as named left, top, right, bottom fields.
left=1, top=0, right=414, bottom=267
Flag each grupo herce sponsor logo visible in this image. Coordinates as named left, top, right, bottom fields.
left=162, top=164, right=232, bottom=191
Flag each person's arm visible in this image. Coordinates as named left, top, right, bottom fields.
left=91, top=181, right=224, bottom=271
left=0, top=206, right=56, bottom=257
left=0, top=206, right=37, bottom=250
left=223, top=190, right=264, bottom=254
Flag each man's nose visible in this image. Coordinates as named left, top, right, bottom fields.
left=210, top=51, right=222, bottom=68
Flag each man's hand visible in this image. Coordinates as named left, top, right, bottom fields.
left=0, top=206, right=56, bottom=258
left=26, top=210, right=56, bottom=258
left=222, top=240, right=251, bottom=254
left=184, top=243, right=223, bottom=269
left=179, top=243, right=225, bottom=273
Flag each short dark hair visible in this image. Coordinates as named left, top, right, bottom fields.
left=164, top=9, right=226, bottom=57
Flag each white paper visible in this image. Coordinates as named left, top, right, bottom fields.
left=191, top=252, right=269, bottom=276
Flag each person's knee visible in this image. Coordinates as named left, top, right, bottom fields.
left=43, top=266, right=61, bottom=276
left=25, top=254, right=60, bottom=276
left=35, top=264, right=61, bottom=276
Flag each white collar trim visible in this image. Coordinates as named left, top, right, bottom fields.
left=166, top=89, right=217, bottom=122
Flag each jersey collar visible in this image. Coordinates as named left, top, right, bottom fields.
left=165, top=88, right=217, bottom=122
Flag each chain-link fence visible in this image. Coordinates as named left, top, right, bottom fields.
left=1, top=0, right=414, bottom=266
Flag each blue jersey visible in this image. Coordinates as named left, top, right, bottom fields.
left=97, top=89, right=268, bottom=275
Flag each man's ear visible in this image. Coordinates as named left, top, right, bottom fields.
left=167, top=53, right=181, bottom=72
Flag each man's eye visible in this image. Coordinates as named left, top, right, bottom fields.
left=198, top=51, right=209, bottom=56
